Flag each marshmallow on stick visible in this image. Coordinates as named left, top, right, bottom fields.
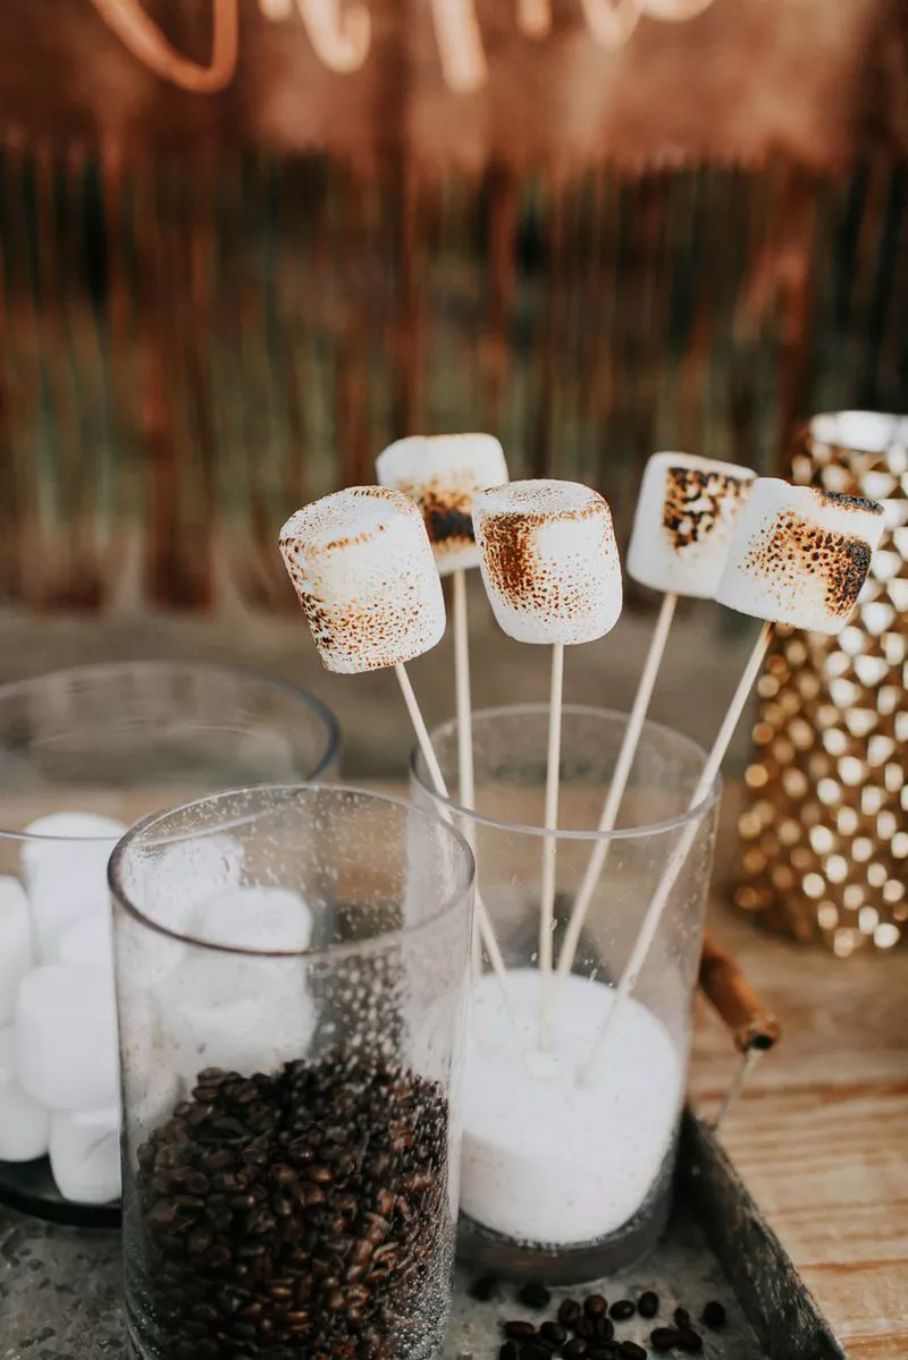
left=556, top=452, right=755, bottom=981
left=716, top=480, right=886, bottom=633
left=581, top=477, right=885, bottom=1085
left=377, top=434, right=510, bottom=978
left=474, top=480, right=622, bottom=1046
left=279, top=485, right=522, bottom=1047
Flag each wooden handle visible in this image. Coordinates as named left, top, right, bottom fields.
left=699, top=928, right=781, bottom=1054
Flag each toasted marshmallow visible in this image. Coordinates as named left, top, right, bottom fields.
left=376, top=434, right=509, bottom=575
left=474, top=480, right=622, bottom=645
left=716, top=479, right=885, bottom=634
left=279, top=487, right=446, bottom=673
left=627, top=452, right=755, bottom=598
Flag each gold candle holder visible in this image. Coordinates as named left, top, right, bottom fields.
left=735, top=412, right=907, bottom=956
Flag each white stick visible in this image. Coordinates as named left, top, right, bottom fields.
left=556, top=592, right=678, bottom=981
left=393, top=662, right=526, bottom=1051
left=538, top=642, right=564, bottom=1048
left=580, top=622, right=773, bottom=1086
left=712, top=1047, right=762, bottom=1133
left=452, top=570, right=482, bottom=980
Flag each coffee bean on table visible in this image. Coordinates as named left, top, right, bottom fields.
left=584, top=1293, right=608, bottom=1317
left=518, top=1281, right=553, bottom=1310
left=469, top=1273, right=499, bottom=1302
left=559, top=1298, right=583, bottom=1327
left=563, top=1339, right=589, bottom=1358
left=504, top=1320, right=538, bottom=1340
left=618, top=1343, right=647, bottom=1359
left=540, top=1321, right=568, bottom=1347
left=674, top=1306, right=691, bottom=1329
left=701, top=1300, right=727, bottom=1328
left=650, top=1328, right=683, bottom=1352
left=677, top=1328, right=704, bottom=1353
left=609, top=1299, right=636, bottom=1321
left=638, top=1291, right=659, bottom=1319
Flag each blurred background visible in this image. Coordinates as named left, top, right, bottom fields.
left=0, top=0, right=905, bottom=774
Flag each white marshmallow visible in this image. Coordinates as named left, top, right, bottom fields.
left=141, top=833, right=245, bottom=937
left=279, top=486, right=446, bottom=673
left=56, top=912, right=114, bottom=968
left=627, top=452, right=755, bottom=598
left=0, top=1026, right=49, bottom=1162
left=185, top=885, right=313, bottom=952
left=474, top=480, right=622, bottom=645
left=0, top=876, right=32, bottom=1024
left=376, top=433, right=509, bottom=575
left=156, top=886, right=315, bottom=1088
left=716, top=478, right=886, bottom=634
left=14, top=965, right=119, bottom=1112
left=21, top=812, right=126, bottom=961
left=49, top=1106, right=121, bottom=1204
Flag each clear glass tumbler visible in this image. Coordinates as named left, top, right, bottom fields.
left=110, top=784, right=474, bottom=1360
left=0, top=662, right=340, bottom=1215
left=411, top=704, right=720, bottom=1283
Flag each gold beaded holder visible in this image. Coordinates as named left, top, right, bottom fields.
left=735, top=412, right=907, bottom=956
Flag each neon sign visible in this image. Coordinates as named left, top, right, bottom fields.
left=89, top=0, right=720, bottom=95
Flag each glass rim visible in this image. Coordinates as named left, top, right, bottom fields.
left=108, top=781, right=476, bottom=961
left=410, top=702, right=722, bottom=841
left=0, top=661, right=342, bottom=844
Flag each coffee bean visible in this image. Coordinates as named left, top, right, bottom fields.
left=520, top=1345, right=554, bottom=1360
left=637, top=1292, right=659, bottom=1319
left=540, top=1321, right=567, bottom=1347
left=677, top=1328, right=704, bottom=1353
left=135, top=1053, right=448, bottom=1357
left=592, top=1316, right=615, bottom=1341
left=500, top=1346, right=519, bottom=1360
left=589, top=1346, right=619, bottom=1360
left=701, top=1300, right=727, bottom=1329
left=673, top=1307, right=691, bottom=1329
left=504, top=1320, right=538, bottom=1340
left=585, top=1293, right=608, bottom=1318
left=563, top=1341, right=589, bottom=1359
left=559, top=1299, right=583, bottom=1327
left=573, top=1316, right=594, bottom=1340
left=618, top=1344, right=647, bottom=1360
left=650, top=1329, right=682, bottom=1352
left=468, top=1273, right=499, bottom=1302
left=518, top=1282, right=552, bottom=1310
left=609, top=1300, right=636, bottom=1321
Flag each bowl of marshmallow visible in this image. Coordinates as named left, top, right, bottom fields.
left=0, top=661, right=339, bottom=1222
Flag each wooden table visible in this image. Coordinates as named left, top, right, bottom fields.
left=691, top=859, right=908, bottom=1359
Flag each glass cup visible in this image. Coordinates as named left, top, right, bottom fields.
left=109, top=784, right=474, bottom=1360
left=411, top=704, right=720, bottom=1283
left=0, top=662, right=339, bottom=1212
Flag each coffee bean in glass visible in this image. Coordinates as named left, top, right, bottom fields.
left=133, top=1053, right=449, bottom=1359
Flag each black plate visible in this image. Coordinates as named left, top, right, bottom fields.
left=0, top=1155, right=120, bottom=1228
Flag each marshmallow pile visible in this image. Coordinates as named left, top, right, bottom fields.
left=280, top=486, right=446, bottom=673
left=376, top=433, right=509, bottom=574
left=0, top=812, right=126, bottom=1203
left=474, top=479, right=623, bottom=645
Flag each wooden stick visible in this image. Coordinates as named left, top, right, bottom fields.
left=538, top=642, right=564, bottom=1048
left=712, top=1048, right=762, bottom=1132
left=698, top=929, right=781, bottom=1055
left=580, top=623, right=773, bottom=1085
left=451, top=570, right=482, bottom=980
left=393, top=662, right=525, bottom=1051
left=556, top=592, right=678, bottom=980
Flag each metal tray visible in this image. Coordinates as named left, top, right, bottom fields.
left=0, top=1111, right=844, bottom=1360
